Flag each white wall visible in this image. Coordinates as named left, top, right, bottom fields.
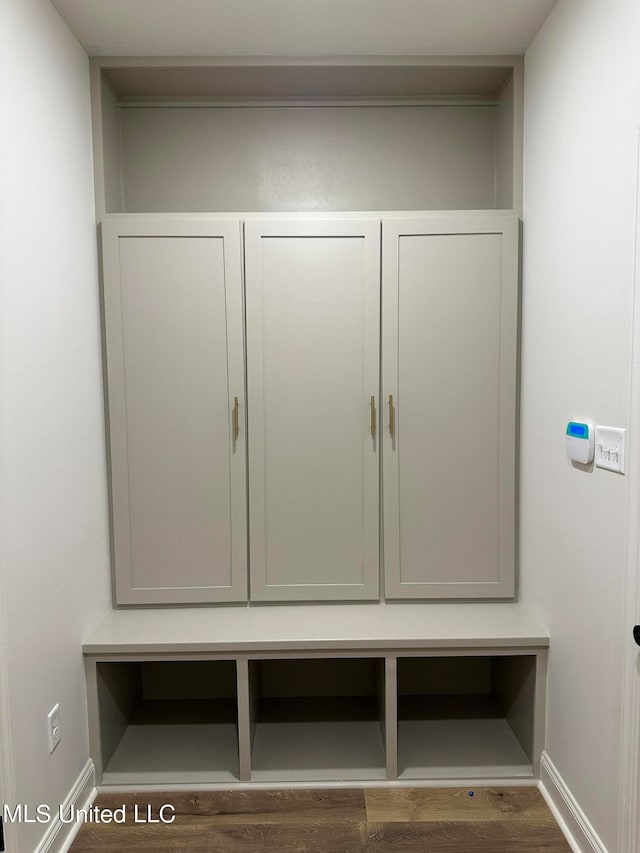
left=521, top=0, right=640, bottom=849
left=0, top=0, right=111, bottom=850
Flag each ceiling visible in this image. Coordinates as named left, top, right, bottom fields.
left=50, top=0, right=558, bottom=58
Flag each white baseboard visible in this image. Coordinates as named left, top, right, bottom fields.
left=97, top=776, right=539, bottom=794
left=34, top=760, right=97, bottom=853
left=539, top=752, right=607, bottom=853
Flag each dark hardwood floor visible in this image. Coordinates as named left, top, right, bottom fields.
left=70, top=787, right=571, bottom=852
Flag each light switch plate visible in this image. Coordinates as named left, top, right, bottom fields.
left=595, top=425, right=626, bottom=473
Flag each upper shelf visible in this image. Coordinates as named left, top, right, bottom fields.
left=83, top=602, right=549, bottom=655
left=101, top=61, right=514, bottom=102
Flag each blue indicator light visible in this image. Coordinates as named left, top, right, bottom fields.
left=567, top=422, right=588, bottom=439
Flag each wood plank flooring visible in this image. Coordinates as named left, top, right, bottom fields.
left=70, top=787, right=571, bottom=852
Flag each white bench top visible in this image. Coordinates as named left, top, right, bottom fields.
left=83, top=603, right=549, bottom=655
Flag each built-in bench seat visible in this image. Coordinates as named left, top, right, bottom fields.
left=83, top=603, right=549, bottom=787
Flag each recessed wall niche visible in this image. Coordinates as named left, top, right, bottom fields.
left=92, top=58, right=521, bottom=216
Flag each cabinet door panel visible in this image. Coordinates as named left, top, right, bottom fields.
left=383, top=215, right=518, bottom=598
left=101, top=219, right=247, bottom=604
left=246, top=220, right=380, bottom=601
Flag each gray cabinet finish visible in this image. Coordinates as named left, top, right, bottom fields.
left=101, top=218, right=247, bottom=604
left=245, top=219, right=381, bottom=601
left=100, top=212, right=518, bottom=605
left=382, top=215, right=518, bottom=599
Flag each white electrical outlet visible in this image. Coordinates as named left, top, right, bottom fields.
left=47, top=703, right=61, bottom=753
left=595, top=425, right=626, bottom=474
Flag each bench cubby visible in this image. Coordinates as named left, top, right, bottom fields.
left=248, top=658, right=387, bottom=782
left=396, top=654, right=537, bottom=779
left=94, top=659, right=239, bottom=784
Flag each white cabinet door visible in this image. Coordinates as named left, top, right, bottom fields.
left=245, top=219, right=380, bottom=601
left=101, top=218, right=247, bottom=604
left=382, top=215, right=518, bottom=599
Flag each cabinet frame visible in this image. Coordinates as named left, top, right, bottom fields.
left=100, top=216, right=248, bottom=604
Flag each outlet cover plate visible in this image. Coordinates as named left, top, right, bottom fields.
left=595, top=425, right=626, bottom=473
left=47, top=703, right=61, bottom=753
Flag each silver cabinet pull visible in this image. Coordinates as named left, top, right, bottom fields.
left=389, top=394, right=395, bottom=437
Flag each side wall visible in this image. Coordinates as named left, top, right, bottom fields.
left=521, top=0, right=640, bottom=849
left=0, top=1, right=111, bottom=850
